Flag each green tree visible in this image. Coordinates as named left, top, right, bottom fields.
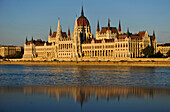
left=142, top=46, right=154, bottom=58
left=0, top=55, right=3, bottom=59
left=167, top=50, right=170, bottom=57
left=4, top=51, right=23, bottom=59
left=155, top=51, right=164, bottom=58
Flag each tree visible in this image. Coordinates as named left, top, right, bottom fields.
left=155, top=51, right=164, bottom=58
left=0, top=55, right=3, bottom=59
left=4, top=51, right=23, bottom=59
left=167, top=50, right=170, bottom=57
left=142, top=46, right=154, bottom=58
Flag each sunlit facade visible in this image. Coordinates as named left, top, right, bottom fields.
left=23, top=7, right=158, bottom=61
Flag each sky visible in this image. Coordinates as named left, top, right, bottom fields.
left=0, top=0, right=170, bottom=46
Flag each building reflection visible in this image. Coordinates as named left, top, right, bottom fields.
left=1, top=86, right=169, bottom=106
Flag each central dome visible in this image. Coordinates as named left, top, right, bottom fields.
left=77, top=16, right=90, bottom=26
left=77, top=6, right=90, bottom=26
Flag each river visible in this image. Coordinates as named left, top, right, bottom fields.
left=0, top=65, right=170, bottom=112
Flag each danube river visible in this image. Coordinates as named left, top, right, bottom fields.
left=0, top=65, right=170, bottom=112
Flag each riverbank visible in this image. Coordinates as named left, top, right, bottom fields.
left=0, top=61, right=170, bottom=67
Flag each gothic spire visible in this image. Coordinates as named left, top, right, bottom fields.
left=118, top=20, right=121, bottom=32
left=153, top=30, right=155, bottom=37
left=74, top=16, right=78, bottom=28
left=25, top=36, right=28, bottom=44
left=81, top=5, right=84, bottom=16
left=31, top=36, right=34, bottom=43
left=49, top=26, right=52, bottom=36
left=68, top=27, right=70, bottom=36
left=127, top=27, right=129, bottom=37
left=57, top=18, right=61, bottom=35
left=107, top=19, right=110, bottom=30
left=97, top=20, right=100, bottom=32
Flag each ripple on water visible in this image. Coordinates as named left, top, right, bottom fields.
left=0, top=65, right=170, bottom=88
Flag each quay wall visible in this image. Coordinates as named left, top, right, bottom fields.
left=0, top=61, right=170, bottom=67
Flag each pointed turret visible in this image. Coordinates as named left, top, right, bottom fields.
left=25, top=36, right=28, bottom=44
left=153, top=30, right=155, bottom=37
left=74, top=16, right=78, bottom=29
left=31, top=36, right=34, bottom=43
left=127, top=27, right=129, bottom=37
left=81, top=5, right=84, bottom=16
left=97, top=20, right=100, bottom=32
left=49, top=26, right=52, bottom=36
left=107, top=19, right=110, bottom=30
left=68, top=28, right=70, bottom=36
left=118, top=20, right=121, bottom=32
left=151, top=30, right=156, bottom=40
left=57, top=18, right=61, bottom=35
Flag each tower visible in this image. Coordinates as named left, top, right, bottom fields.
left=77, top=6, right=93, bottom=40
left=118, top=20, right=122, bottom=34
left=68, top=28, right=70, bottom=37
left=107, top=19, right=110, bottom=30
left=25, top=36, right=28, bottom=44
left=97, top=20, right=100, bottom=32
left=127, top=27, right=129, bottom=37
left=49, top=26, right=52, bottom=36
left=57, top=18, right=61, bottom=37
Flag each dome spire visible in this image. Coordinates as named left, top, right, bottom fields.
left=81, top=5, right=84, bottom=16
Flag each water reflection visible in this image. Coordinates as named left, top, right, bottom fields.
left=1, top=86, right=170, bottom=105
left=1, top=87, right=170, bottom=112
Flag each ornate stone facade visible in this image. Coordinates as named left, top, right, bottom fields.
left=23, top=7, right=159, bottom=61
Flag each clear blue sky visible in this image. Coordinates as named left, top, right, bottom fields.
left=0, top=0, right=170, bottom=46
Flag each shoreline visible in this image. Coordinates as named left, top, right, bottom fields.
left=0, top=61, right=170, bottom=67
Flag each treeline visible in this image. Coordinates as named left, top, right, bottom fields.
left=0, top=51, right=23, bottom=59
left=142, top=46, right=170, bottom=58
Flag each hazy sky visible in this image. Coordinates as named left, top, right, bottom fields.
left=0, top=0, right=170, bottom=46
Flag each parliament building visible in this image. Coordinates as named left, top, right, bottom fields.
left=23, top=7, right=159, bottom=61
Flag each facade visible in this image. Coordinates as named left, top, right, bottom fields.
left=0, top=45, right=22, bottom=57
left=157, top=43, right=170, bottom=56
left=23, top=7, right=160, bottom=61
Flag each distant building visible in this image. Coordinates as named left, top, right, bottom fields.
left=157, top=43, right=170, bottom=56
left=0, top=45, right=22, bottom=57
left=23, top=6, right=166, bottom=61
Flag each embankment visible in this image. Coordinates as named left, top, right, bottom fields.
left=0, top=61, right=170, bottom=67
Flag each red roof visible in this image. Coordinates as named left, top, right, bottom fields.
left=77, top=16, right=90, bottom=26
left=100, top=27, right=117, bottom=34
left=51, top=32, right=67, bottom=38
left=138, top=31, right=145, bottom=36
left=118, top=35, right=127, bottom=39
left=100, top=27, right=107, bottom=34
left=82, top=38, right=114, bottom=44
left=150, top=36, right=155, bottom=40
left=52, top=32, right=56, bottom=38
left=130, top=35, right=142, bottom=39
left=105, top=39, right=114, bottom=42
left=61, top=32, right=67, bottom=38
left=46, top=43, right=52, bottom=45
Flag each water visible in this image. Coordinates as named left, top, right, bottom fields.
left=0, top=65, right=170, bottom=112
